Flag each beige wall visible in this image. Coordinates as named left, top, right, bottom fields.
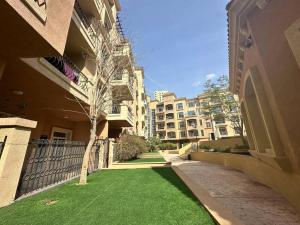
left=200, top=137, right=245, bottom=149
left=228, top=0, right=300, bottom=173
left=0, top=0, right=75, bottom=56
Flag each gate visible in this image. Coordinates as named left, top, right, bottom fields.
left=17, top=139, right=101, bottom=197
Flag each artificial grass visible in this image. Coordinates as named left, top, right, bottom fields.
left=0, top=168, right=215, bottom=225
left=123, top=157, right=166, bottom=163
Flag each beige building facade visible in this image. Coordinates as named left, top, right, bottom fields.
left=149, top=93, right=239, bottom=147
left=227, top=0, right=300, bottom=212
left=0, top=0, right=145, bottom=142
left=154, top=90, right=168, bottom=102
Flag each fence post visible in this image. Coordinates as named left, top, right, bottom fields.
left=0, top=118, right=37, bottom=207
left=98, top=141, right=104, bottom=169
left=108, top=139, right=115, bottom=167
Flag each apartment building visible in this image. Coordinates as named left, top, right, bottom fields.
left=133, top=67, right=148, bottom=138
left=150, top=92, right=239, bottom=147
left=148, top=100, right=158, bottom=139
left=0, top=0, right=143, bottom=142
left=154, top=90, right=168, bottom=102
left=227, top=0, right=300, bottom=212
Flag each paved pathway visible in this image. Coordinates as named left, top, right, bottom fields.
left=163, top=154, right=300, bottom=225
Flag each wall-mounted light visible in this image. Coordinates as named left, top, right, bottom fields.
left=11, top=89, right=24, bottom=96
left=243, top=35, right=252, bottom=48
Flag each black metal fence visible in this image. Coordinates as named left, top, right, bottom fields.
left=17, top=139, right=101, bottom=197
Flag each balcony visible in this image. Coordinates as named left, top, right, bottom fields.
left=167, top=132, right=176, bottom=140
left=157, top=126, right=165, bottom=131
left=113, top=41, right=134, bottom=73
left=111, top=73, right=134, bottom=100
left=77, top=0, right=103, bottom=19
left=21, top=56, right=92, bottom=105
left=107, top=104, right=134, bottom=127
left=156, top=107, right=165, bottom=114
left=71, top=0, right=101, bottom=56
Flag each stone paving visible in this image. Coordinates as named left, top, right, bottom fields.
left=163, top=154, right=300, bottom=225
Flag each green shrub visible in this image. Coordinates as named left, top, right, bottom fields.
left=234, top=144, right=250, bottom=150
left=146, top=137, right=161, bottom=152
left=115, top=135, right=147, bottom=161
left=157, top=142, right=177, bottom=150
left=198, top=145, right=211, bottom=150
left=214, top=147, right=231, bottom=153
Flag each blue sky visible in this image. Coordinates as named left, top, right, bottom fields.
left=119, top=0, right=229, bottom=99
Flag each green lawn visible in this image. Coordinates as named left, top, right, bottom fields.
left=0, top=168, right=215, bottom=225
left=123, top=157, right=166, bottom=163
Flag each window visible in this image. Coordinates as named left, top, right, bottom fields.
left=180, top=131, right=186, bottom=138
left=230, top=106, right=238, bottom=113
left=158, top=132, right=165, bottom=139
left=234, top=127, right=241, bottom=134
left=201, top=130, right=204, bottom=136
left=212, top=106, right=223, bottom=114
left=165, top=104, right=173, bottom=111
left=188, top=129, right=199, bottom=137
left=178, top=121, right=186, bottom=129
left=201, top=101, right=208, bottom=107
left=206, top=121, right=211, bottom=128
left=195, top=101, right=200, bottom=107
left=157, top=123, right=165, bottom=130
left=176, top=103, right=184, bottom=110
left=215, top=117, right=225, bottom=124
left=167, top=123, right=175, bottom=129
left=157, top=115, right=164, bottom=120
left=188, top=101, right=195, bottom=107
left=199, top=119, right=203, bottom=126
left=219, top=127, right=228, bottom=136
left=166, top=113, right=174, bottom=120
left=177, top=112, right=184, bottom=119
left=167, top=132, right=176, bottom=139
left=51, top=127, right=72, bottom=141
left=187, top=119, right=197, bottom=127
left=187, top=110, right=196, bottom=116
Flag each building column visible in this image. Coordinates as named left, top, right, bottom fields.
left=244, top=94, right=271, bottom=153
left=0, top=118, right=37, bottom=207
left=241, top=102, right=255, bottom=150
left=250, top=67, right=285, bottom=157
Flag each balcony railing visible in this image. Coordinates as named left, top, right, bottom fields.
left=109, top=104, right=133, bottom=124
left=111, top=73, right=134, bottom=98
left=45, top=56, right=90, bottom=95
left=74, top=0, right=101, bottom=51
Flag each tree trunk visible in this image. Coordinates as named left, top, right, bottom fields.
left=79, top=117, right=97, bottom=185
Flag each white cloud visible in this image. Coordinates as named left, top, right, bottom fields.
left=192, top=73, right=217, bottom=87
left=206, top=73, right=216, bottom=80
left=192, top=80, right=202, bottom=87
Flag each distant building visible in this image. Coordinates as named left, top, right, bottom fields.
left=154, top=90, right=168, bottom=102
left=149, top=92, right=240, bottom=148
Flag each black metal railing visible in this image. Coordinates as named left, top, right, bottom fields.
left=111, top=104, right=121, bottom=114
left=44, top=56, right=89, bottom=95
left=17, top=139, right=101, bottom=197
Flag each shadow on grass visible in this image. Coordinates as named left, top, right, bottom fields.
left=151, top=167, right=199, bottom=201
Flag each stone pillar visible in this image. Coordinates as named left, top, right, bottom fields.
left=0, top=118, right=37, bottom=207
left=108, top=139, right=115, bottom=167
